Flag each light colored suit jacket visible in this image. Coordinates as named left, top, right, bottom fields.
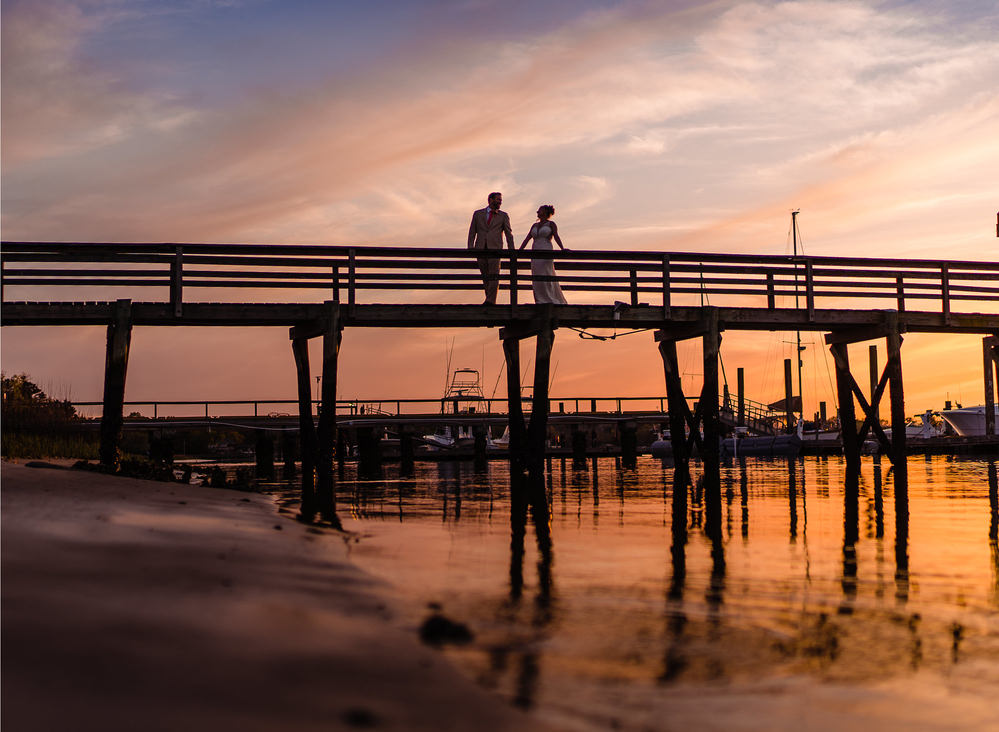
left=467, top=207, right=514, bottom=250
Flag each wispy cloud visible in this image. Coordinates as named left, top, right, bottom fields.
left=2, top=0, right=997, bottom=405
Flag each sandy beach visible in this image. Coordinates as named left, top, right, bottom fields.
left=1, top=461, right=549, bottom=732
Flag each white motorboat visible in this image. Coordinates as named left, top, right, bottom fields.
left=940, top=405, right=999, bottom=438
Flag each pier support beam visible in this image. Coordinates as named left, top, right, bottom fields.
left=885, top=319, right=907, bottom=482
left=985, top=336, right=998, bottom=438
left=825, top=315, right=908, bottom=478
left=356, top=426, right=382, bottom=479
left=99, top=299, right=132, bottom=472
left=290, top=302, right=342, bottom=525
left=655, top=308, right=722, bottom=538
left=830, top=342, right=861, bottom=475
left=500, top=311, right=556, bottom=482
left=291, top=337, right=318, bottom=519
left=571, top=426, right=587, bottom=469
left=700, top=309, right=722, bottom=539
left=255, top=432, right=275, bottom=481
left=527, top=325, right=554, bottom=475
left=502, top=337, right=526, bottom=477
left=316, top=303, right=342, bottom=522
left=399, top=424, right=415, bottom=477
left=618, top=420, right=638, bottom=469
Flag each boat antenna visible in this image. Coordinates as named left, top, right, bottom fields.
left=444, top=336, right=455, bottom=393
left=490, top=358, right=506, bottom=399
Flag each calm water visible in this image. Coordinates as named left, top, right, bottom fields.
left=307, top=456, right=999, bottom=730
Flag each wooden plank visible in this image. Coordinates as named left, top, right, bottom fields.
left=2, top=300, right=997, bottom=334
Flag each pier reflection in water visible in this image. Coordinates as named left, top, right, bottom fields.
left=334, top=456, right=999, bottom=729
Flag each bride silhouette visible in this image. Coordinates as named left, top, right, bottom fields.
left=519, top=204, right=567, bottom=305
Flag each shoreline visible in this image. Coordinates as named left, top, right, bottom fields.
left=0, top=461, right=550, bottom=732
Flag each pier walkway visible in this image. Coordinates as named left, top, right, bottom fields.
left=3, top=242, right=998, bottom=525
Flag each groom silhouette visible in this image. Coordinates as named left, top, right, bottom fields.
left=467, top=192, right=514, bottom=305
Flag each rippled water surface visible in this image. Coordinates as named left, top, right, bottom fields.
left=331, top=456, right=998, bottom=731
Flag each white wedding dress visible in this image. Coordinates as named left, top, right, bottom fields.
left=529, top=223, right=567, bottom=305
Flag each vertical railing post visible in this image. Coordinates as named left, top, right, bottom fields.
left=766, top=272, right=776, bottom=309
left=662, top=255, right=671, bottom=320
left=805, top=260, right=815, bottom=321
left=348, top=248, right=357, bottom=310
left=896, top=276, right=905, bottom=312
left=332, top=265, right=340, bottom=304
left=629, top=269, right=639, bottom=307
left=509, top=249, right=519, bottom=307
left=170, top=246, right=183, bottom=318
left=941, top=264, right=950, bottom=324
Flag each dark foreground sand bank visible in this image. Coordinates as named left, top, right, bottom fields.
left=1, top=462, right=550, bottom=732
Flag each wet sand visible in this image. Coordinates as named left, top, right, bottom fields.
left=1, top=462, right=549, bottom=732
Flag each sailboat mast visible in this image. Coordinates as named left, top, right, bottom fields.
left=792, top=210, right=803, bottom=423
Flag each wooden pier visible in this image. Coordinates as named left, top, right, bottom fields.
left=3, top=242, right=997, bottom=525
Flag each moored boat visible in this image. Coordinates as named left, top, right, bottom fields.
left=940, top=405, right=999, bottom=437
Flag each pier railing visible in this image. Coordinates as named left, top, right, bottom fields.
left=2, top=243, right=997, bottom=314
left=68, top=393, right=791, bottom=431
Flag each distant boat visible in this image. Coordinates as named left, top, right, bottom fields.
left=940, top=405, right=999, bottom=438
left=650, top=428, right=803, bottom=458
left=422, top=368, right=493, bottom=450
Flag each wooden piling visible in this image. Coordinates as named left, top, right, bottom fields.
left=255, top=431, right=275, bottom=481
left=701, top=309, right=722, bottom=539
left=869, top=345, right=880, bottom=428
left=281, top=431, right=297, bottom=479
left=618, top=420, right=638, bottom=469
left=399, top=424, right=415, bottom=476
left=99, top=299, right=132, bottom=472
left=571, top=426, right=587, bottom=468
left=291, top=337, right=318, bottom=519
left=886, top=317, right=907, bottom=481
left=316, top=302, right=342, bottom=523
left=831, top=342, right=861, bottom=475
left=502, top=337, right=526, bottom=476
left=658, top=339, right=688, bottom=471
left=985, top=336, right=997, bottom=438
left=357, top=426, right=382, bottom=479
left=473, top=423, right=488, bottom=470
left=527, top=324, right=555, bottom=475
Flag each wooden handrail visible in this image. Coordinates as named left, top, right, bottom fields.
left=2, top=242, right=998, bottom=313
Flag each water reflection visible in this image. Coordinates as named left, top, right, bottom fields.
left=661, top=469, right=688, bottom=683
left=325, top=455, right=998, bottom=727
left=503, top=467, right=553, bottom=709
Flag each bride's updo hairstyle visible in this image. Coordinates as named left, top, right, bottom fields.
left=540, top=204, right=555, bottom=218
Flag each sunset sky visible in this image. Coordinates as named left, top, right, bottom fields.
left=2, top=0, right=997, bottom=415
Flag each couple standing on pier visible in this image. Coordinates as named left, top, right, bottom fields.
left=467, top=192, right=568, bottom=306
